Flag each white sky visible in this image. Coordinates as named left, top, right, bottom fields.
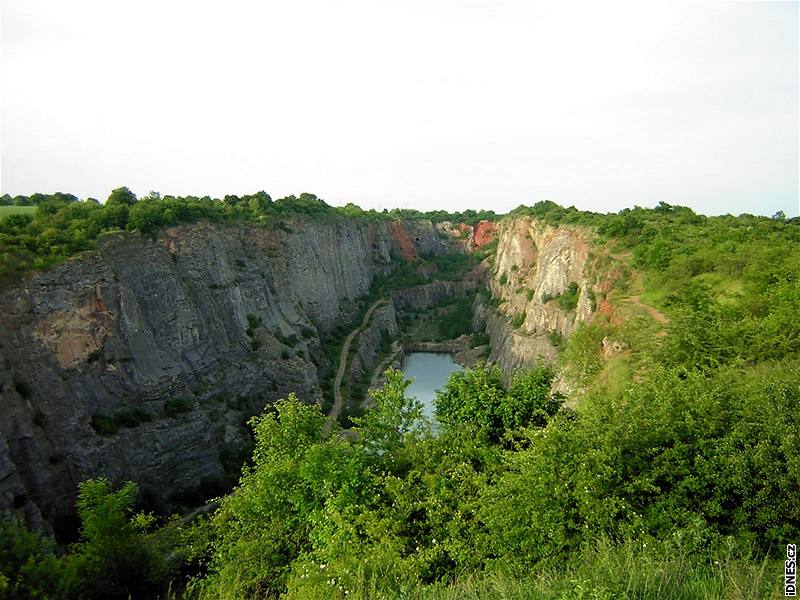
left=1, top=1, right=798, bottom=216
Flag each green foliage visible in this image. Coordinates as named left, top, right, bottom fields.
left=6, top=199, right=800, bottom=598
left=15, top=353, right=794, bottom=597
left=0, top=206, right=37, bottom=220
left=353, top=534, right=779, bottom=599
left=559, top=323, right=605, bottom=384
left=473, top=332, right=490, bottom=347
left=658, top=276, right=800, bottom=370
left=385, top=207, right=500, bottom=225
left=482, top=363, right=800, bottom=571
left=556, top=281, right=580, bottom=310
left=428, top=252, right=479, bottom=280
left=276, top=332, right=300, bottom=347
left=90, top=407, right=152, bottom=435
left=548, top=330, right=564, bottom=348
left=89, top=412, right=118, bottom=436
left=245, top=313, right=262, bottom=337
left=195, top=394, right=352, bottom=598
left=435, top=363, right=560, bottom=441
left=0, top=516, right=63, bottom=599
left=1, top=479, right=180, bottom=599
left=542, top=281, right=580, bottom=311
left=0, top=185, right=505, bottom=280
left=437, top=296, right=474, bottom=339
left=106, top=186, right=138, bottom=207
left=61, top=479, right=168, bottom=598
left=353, top=369, right=426, bottom=453
left=479, top=287, right=501, bottom=308
left=498, top=272, right=508, bottom=285
left=510, top=311, right=525, bottom=328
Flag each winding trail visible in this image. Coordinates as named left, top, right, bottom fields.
left=325, top=298, right=388, bottom=432
left=623, top=294, right=668, bottom=324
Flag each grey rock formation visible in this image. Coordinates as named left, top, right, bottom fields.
left=0, top=218, right=451, bottom=534
left=391, top=280, right=476, bottom=311
left=347, top=302, right=399, bottom=385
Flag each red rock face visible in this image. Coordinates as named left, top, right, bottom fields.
left=472, top=220, right=496, bottom=248
left=388, top=220, right=418, bottom=260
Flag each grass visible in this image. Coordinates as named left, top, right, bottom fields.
left=316, top=537, right=784, bottom=600
left=0, top=205, right=37, bottom=220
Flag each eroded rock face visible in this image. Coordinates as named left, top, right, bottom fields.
left=491, top=218, right=594, bottom=337
left=391, top=280, right=477, bottom=311
left=478, top=217, right=596, bottom=376
left=472, top=221, right=496, bottom=249
left=0, top=218, right=450, bottom=533
left=347, top=303, right=399, bottom=385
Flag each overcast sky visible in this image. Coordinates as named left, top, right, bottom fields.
left=1, top=1, right=798, bottom=216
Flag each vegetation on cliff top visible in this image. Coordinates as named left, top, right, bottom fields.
left=0, top=189, right=499, bottom=280
left=2, top=196, right=798, bottom=598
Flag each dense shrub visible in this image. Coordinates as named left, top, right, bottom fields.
left=437, top=296, right=474, bottom=339
left=435, top=363, right=561, bottom=441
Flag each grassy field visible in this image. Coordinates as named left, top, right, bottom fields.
left=0, top=205, right=37, bottom=219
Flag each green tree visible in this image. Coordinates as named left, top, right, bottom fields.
left=353, top=368, right=426, bottom=454
left=63, top=479, right=160, bottom=599
left=0, top=517, right=63, bottom=599
left=106, top=186, right=137, bottom=206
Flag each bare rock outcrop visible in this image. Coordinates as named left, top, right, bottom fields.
left=0, top=218, right=453, bottom=534
left=475, top=217, right=596, bottom=378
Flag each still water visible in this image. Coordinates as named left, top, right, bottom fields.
left=402, top=352, right=463, bottom=421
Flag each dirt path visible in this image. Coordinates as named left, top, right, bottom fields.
left=325, top=299, right=388, bottom=432
left=623, top=294, right=668, bottom=324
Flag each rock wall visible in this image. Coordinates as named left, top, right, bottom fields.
left=477, top=217, right=596, bottom=376
left=391, top=279, right=477, bottom=311
left=347, top=302, right=398, bottom=385
left=0, top=217, right=453, bottom=534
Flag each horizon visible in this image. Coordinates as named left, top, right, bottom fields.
left=3, top=187, right=794, bottom=220
left=2, top=1, right=798, bottom=217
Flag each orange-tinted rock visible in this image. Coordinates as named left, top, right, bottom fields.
left=472, top=220, right=496, bottom=248
left=388, top=220, right=418, bottom=260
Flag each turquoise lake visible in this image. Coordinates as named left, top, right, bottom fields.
left=402, top=352, right=463, bottom=421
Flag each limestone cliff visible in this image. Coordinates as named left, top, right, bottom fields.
left=0, top=217, right=451, bottom=534
left=347, top=303, right=398, bottom=385
left=391, top=279, right=477, bottom=311
left=477, top=217, right=597, bottom=377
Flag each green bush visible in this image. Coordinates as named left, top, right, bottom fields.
left=554, top=281, right=580, bottom=311
left=90, top=408, right=153, bottom=435
left=435, top=363, right=560, bottom=440
left=548, top=330, right=564, bottom=347
left=1, top=479, right=179, bottom=599
left=473, top=332, right=490, bottom=347
left=90, top=412, right=118, bottom=436
left=245, top=313, right=262, bottom=337
left=114, top=408, right=153, bottom=429
left=437, top=296, right=474, bottom=339
left=0, top=516, right=63, bottom=598
left=276, top=333, right=300, bottom=347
